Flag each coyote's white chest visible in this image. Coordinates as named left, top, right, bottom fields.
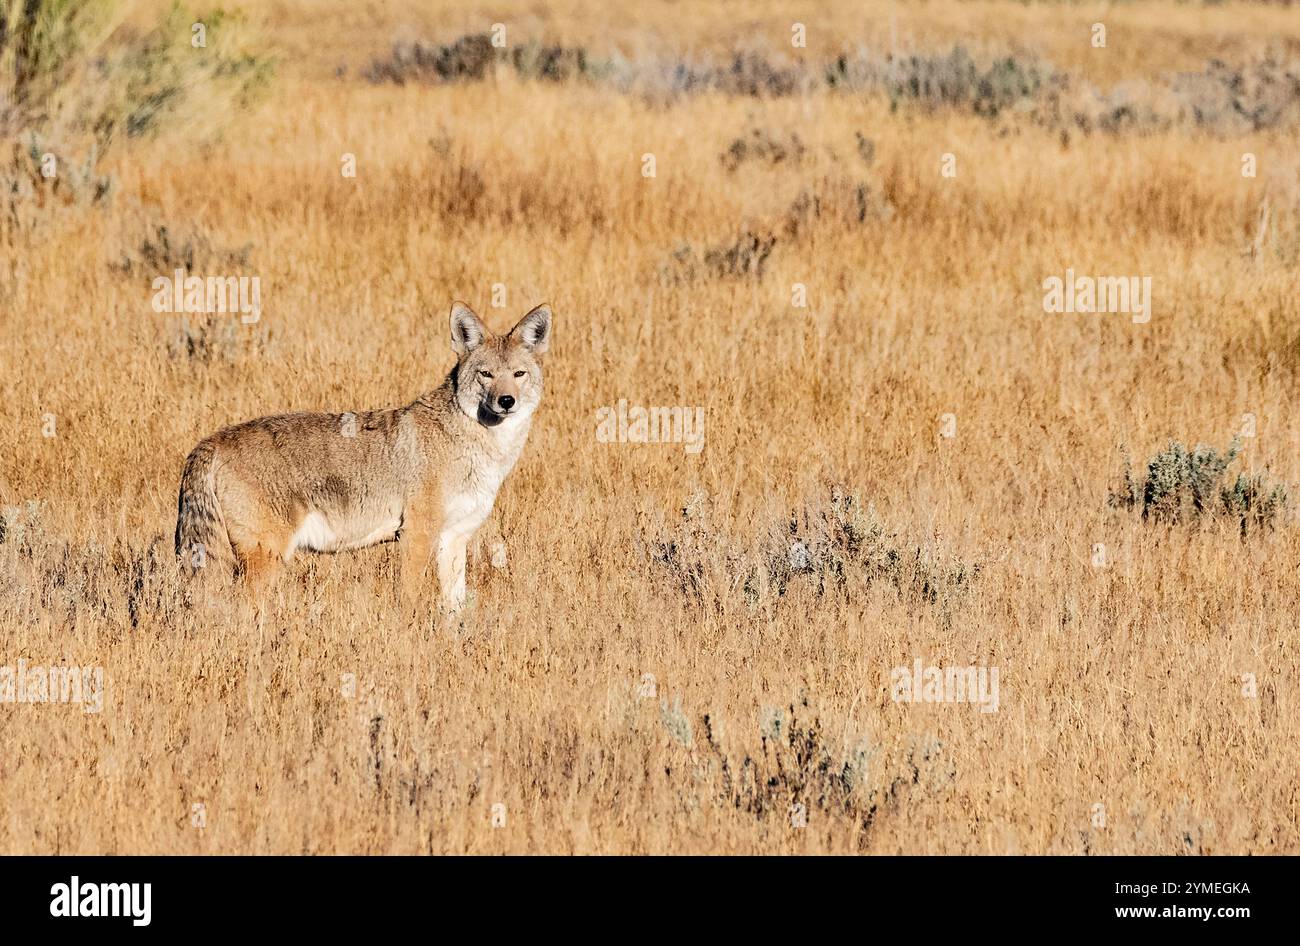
left=442, top=418, right=530, bottom=542
left=442, top=477, right=500, bottom=542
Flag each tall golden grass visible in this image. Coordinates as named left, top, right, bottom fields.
left=0, top=0, right=1297, bottom=853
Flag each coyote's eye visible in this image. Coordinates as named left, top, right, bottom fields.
left=478, top=370, right=494, bottom=380
left=513, top=371, right=526, bottom=379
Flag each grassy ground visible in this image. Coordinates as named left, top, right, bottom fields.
left=0, top=0, right=1297, bottom=853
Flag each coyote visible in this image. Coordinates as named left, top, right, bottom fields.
left=174, top=302, right=552, bottom=614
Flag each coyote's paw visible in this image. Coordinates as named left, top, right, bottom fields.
left=438, top=592, right=476, bottom=632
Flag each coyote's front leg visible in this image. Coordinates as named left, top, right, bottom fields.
left=436, top=531, right=470, bottom=615
left=399, top=491, right=437, bottom=613
left=476, top=516, right=508, bottom=570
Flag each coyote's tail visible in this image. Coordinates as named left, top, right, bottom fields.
left=174, top=440, right=232, bottom=575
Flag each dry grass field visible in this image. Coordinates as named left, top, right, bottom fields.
left=1, top=0, right=1298, bottom=854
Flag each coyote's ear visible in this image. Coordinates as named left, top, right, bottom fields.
left=450, top=302, right=488, bottom=356
left=509, top=303, right=552, bottom=355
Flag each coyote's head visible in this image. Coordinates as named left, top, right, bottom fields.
left=449, top=301, right=552, bottom=428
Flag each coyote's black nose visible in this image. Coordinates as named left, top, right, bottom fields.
left=498, top=395, right=515, bottom=411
